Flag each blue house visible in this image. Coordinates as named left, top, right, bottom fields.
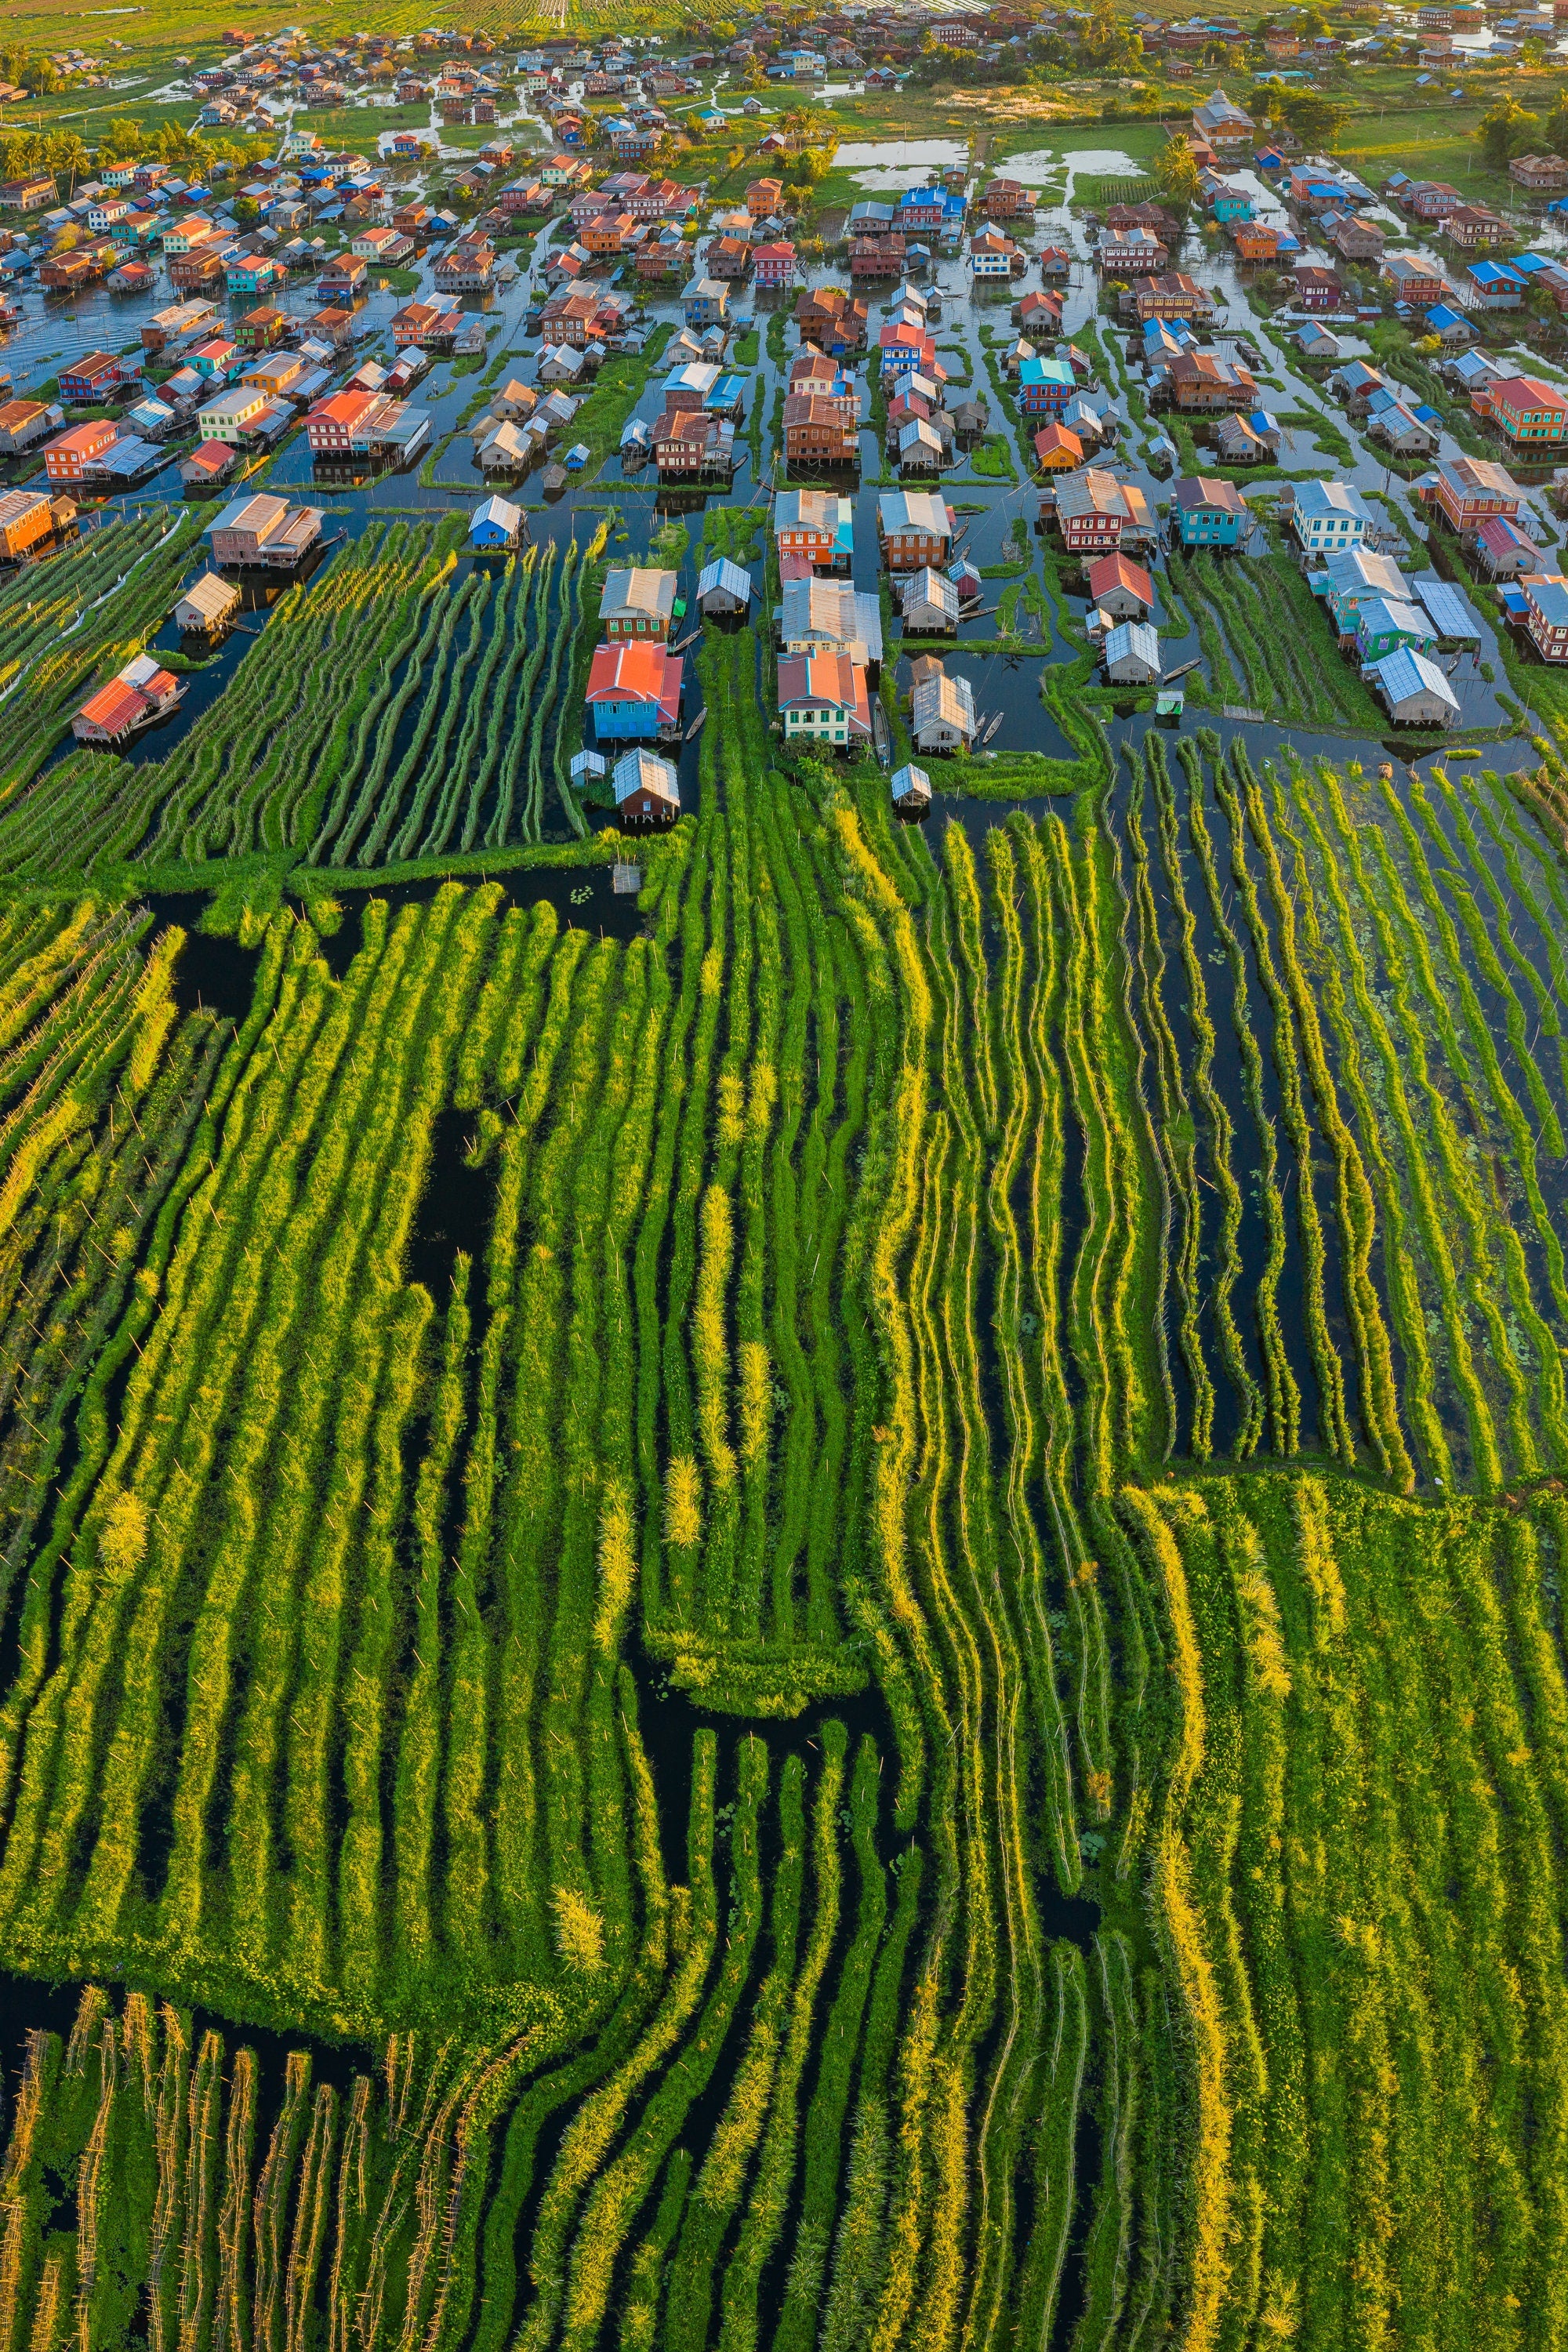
left=1468, top=258, right=1526, bottom=311
left=586, top=642, right=683, bottom=741
left=1173, top=475, right=1250, bottom=547
left=1208, top=183, right=1254, bottom=223
left=470, top=493, right=523, bottom=550
left=1018, top=355, right=1076, bottom=415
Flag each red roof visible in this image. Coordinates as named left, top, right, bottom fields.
left=776, top=652, right=871, bottom=732
left=585, top=641, right=682, bottom=723
left=1492, top=373, right=1568, bottom=417
left=309, top=389, right=377, bottom=429
left=1476, top=514, right=1537, bottom=555
left=183, top=440, right=234, bottom=475
left=77, top=678, right=146, bottom=734
left=47, top=422, right=116, bottom=459
left=1087, top=551, right=1155, bottom=606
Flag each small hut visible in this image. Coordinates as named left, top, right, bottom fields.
left=174, top=571, right=241, bottom=634
left=697, top=556, right=752, bottom=616
left=891, top=761, right=932, bottom=815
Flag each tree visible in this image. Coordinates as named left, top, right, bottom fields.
left=1277, top=88, right=1350, bottom=144
left=1152, top=135, right=1202, bottom=206
left=96, top=118, right=147, bottom=162
left=1080, top=0, right=1142, bottom=72
left=1478, top=95, right=1538, bottom=169
left=1546, top=99, right=1568, bottom=154
left=44, top=131, right=88, bottom=188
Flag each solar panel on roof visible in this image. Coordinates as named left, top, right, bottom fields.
left=1410, top=575, right=1481, bottom=641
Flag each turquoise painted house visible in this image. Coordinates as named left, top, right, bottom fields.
left=1173, top=475, right=1249, bottom=546
left=1353, top=595, right=1437, bottom=662
left=1018, top=355, right=1075, bottom=415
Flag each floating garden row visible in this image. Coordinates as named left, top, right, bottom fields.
left=0, top=516, right=615, bottom=886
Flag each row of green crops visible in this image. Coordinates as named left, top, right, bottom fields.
left=0, top=515, right=615, bottom=884
left=5, top=619, right=1568, bottom=2346
left=1119, top=1471, right=1568, bottom=2352
left=1107, top=735, right=1568, bottom=1488
left=0, top=511, right=209, bottom=799
left=0, top=1984, right=579, bottom=2352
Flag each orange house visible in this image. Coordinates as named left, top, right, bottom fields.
left=1033, top=423, right=1083, bottom=472
left=1231, top=222, right=1279, bottom=262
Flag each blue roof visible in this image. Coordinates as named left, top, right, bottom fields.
left=1295, top=478, right=1374, bottom=524
left=1508, top=249, right=1553, bottom=274
left=1019, top=355, right=1075, bottom=388
left=1413, top=402, right=1443, bottom=425
left=1410, top=573, right=1481, bottom=641
left=1470, top=259, right=1526, bottom=288
left=1425, top=303, right=1465, bottom=329
left=1371, top=645, right=1458, bottom=710
left=1356, top=595, right=1432, bottom=644
left=1527, top=575, right=1568, bottom=629
left=1105, top=620, right=1160, bottom=670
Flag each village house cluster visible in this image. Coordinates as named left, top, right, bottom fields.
left=5, top=19, right=1568, bottom=787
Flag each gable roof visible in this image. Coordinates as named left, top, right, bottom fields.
left=1370, top=645, right=1458, bottom=710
